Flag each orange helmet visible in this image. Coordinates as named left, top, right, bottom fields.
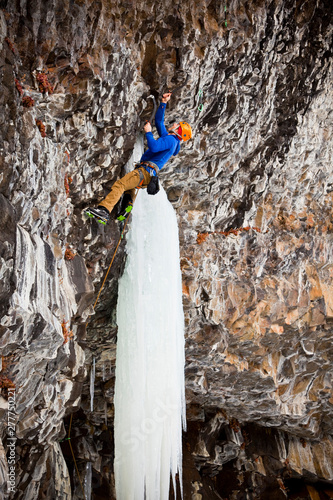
left=179, top=122, right=192, bottom=141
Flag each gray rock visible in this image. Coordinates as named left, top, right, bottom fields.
left=0, top=0, right=332, bottom=498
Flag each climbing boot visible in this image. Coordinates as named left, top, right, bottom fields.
left=85, top=206, right=110, bottom=225
left=117, top=194, right=133, bottom=222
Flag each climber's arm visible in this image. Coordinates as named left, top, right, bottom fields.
left=144, top=131, right=176, bottom=152
left=155, top=93, right=172, bottom=137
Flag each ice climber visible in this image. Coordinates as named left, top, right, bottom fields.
left=85, top=92, right=192, bottom=224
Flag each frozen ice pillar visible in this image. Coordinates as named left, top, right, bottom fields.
left=114, top=186, right=186, bottom=500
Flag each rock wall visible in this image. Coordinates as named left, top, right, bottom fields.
left=0, top=0, right=332, bottom=499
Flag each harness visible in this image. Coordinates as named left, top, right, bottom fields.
left=135, top=161, right=159, bottom=188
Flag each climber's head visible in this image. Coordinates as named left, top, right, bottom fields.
left=168, top=122, right=192, bottom=142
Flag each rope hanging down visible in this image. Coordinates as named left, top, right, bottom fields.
left=62, top=191, right=139, bottom=499
left=86, top=189, right=139, bottom=327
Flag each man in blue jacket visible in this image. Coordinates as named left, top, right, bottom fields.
left=86, top=92, right=192, bottom=224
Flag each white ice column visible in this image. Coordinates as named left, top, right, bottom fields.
left=114, top=185, right=186, bottom=500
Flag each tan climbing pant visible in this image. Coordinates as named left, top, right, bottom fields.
left=99, top=167, right=151, bottom=213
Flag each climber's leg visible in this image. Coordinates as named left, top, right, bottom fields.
left=85, top=168, right=151, bottom=224
left=99, top=169, right=149, bottom=214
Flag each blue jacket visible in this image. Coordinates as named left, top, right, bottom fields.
left=140, top=102, right=181, bottom=176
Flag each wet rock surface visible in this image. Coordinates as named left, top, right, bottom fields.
left=0, top=0, right=332, bottom=498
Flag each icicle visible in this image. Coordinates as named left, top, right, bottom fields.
left=114, top=185, right=186, bottom=500
left=90, top=357, right=95, bottom=412
left=84, top=462, right=92, bottom=500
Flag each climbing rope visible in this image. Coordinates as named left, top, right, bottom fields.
left=86, top=189, right=139, bottom=327
left=225, top=3, right=227, bottom=27
left=64, top=190, right=139, bottom=497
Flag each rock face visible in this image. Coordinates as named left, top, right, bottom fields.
left=0, top=0, right=332, bottom=499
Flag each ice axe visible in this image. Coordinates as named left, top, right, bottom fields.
left=166, top=73, right=190, bottom=96
left=145, top=74, right=189, bottom=127
left=146, top=95, right=157, bottom=126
